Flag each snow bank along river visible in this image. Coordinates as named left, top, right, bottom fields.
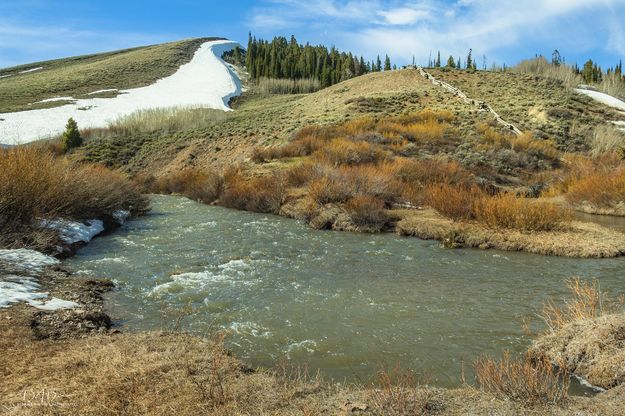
left=65, top=195, right=625, bottom=389
left=0, top=40, right=242, bottom=145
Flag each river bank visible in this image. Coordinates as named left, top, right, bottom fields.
left=2, top=196, right=625, bottom=414
left=1, top=270, right=624, bottom=415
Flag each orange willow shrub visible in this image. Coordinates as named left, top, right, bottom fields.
left=565, top=166, right=625, bottom=208
left=425, top=184, right=571, bottom=231
left=221, top=170, right=286, bottom=214
left=313, top=138, right=387, bottom=166
left=344, top=195, right=390, bottom=229
left=424, top=183, right=484, bottom=220
left=473, top=193, right=571, bottom=231
left=0, top=146, right=147, bottom=234
left=153, top=169, right=223, bottom=203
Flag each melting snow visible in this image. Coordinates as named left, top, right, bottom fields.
left=87, top=88, right=118, bottom=95
left=575, top=88, right=625, bottom=111
left=0, top=249, right=78, bottom=310
left=40, top=219, right=105, bottom=244
left=0, top=40, right=242, bottom=144
left=0, top=248, right=60, bottom=273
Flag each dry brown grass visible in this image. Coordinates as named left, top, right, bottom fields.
left=541, top=278, right=625, bottom=332
left=478, top=126, right=560, bottom=162
left=0, top=329, right=343, bottom=416
left=367, top=365, right=433, bottom=416
left=474, top=351, right=569, bottom=406
left=152, top=168, right=224, bottom=204
left=0, top=146, right=147, bottom=249
left=255, top=77, right=321, bottom=95
left=590, top=125, right=625, bottom=157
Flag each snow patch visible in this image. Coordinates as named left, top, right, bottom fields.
left=0, top=40, right=242, bottom=145
left=40, top=219, right=104, bottom=244
left=0, top=249, right=77, bottom=310
left=88, top=88, right=118, bottom=95
left=0, top=249, right=60, bottom=273
left=30, top=297, right=80, bottom=310
left=576, top=88, right=625, bottom=111
left=20, top=67, right=43, bottom=74
left=33, top=96, right=75, bottom=104
left=0, top=74, right=11, bottom=79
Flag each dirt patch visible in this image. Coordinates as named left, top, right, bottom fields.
left=529, top=313, right=625, bottom=390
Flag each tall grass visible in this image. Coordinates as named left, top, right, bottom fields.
left=0, top=146, right=147, bottom=248
left=101, top=107, right=228, bottom=136
left=513, top=57, right=582, bottom=88
left=590, top=125, right=625, bottom=158
left=368, top=365, right=432, bottom=415
left=474, top=351, right=569, bottom=406
left=254, top=77, right=321, bottom=95
left=541, top=277, right=624, bottom=332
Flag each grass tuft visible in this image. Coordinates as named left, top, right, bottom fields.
left=474, top=351, right=569, bottom=406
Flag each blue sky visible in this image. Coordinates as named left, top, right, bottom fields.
left=1, top=0, right=624, bottom=69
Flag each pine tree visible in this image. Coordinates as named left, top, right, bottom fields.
left=376, top=55, right=382, bottom=72
left=436, top=51, right=441, bottom=67
left=446, top=55, right=456, bottom=68
left=551, top=49, right=562, bottom=66
left=457, top=57, right=461, bottom=69
left=466, top=49, right=472, bottom=70
left=61, top=118, right=82, bottom=152
left=384, top=55, right=391, bottom=71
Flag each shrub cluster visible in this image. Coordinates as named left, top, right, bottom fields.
left=152, top=169, right=224, bottom=204
left=220, top=169, right=286, bottom=214
left=0, top=146, right=148, bottom=248
left=251, top=110, right=455, bottom=163
left=565, top=165, right=625, bottom=209
left=425, top=184, right=570, bottom=231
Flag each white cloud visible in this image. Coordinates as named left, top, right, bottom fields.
left=249, top=0, right=624, bottom=66
left=378, top=7, right=432, bottom=25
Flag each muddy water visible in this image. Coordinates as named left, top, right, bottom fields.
left=65, top=195, right=625, bottom=388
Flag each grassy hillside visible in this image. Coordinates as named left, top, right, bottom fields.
left=79, top=69, right=498, bottom=174
left=78, top=67, right=622, bottom=180
left=0, top=38, right=218, bottom=113
left=427, top=68, right=625, bottom=151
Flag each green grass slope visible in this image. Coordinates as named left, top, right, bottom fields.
left=0, top=37, right=218, bottom=113
left=428, top=68, right=625, bottom=151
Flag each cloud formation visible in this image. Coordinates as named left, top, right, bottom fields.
left=249, top=0, right=625, bottom=66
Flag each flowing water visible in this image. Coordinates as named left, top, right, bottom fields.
left=65, top=195, right=625, bottom=389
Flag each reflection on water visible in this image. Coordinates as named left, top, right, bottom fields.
left=65, top=195, right=624, bottom=390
